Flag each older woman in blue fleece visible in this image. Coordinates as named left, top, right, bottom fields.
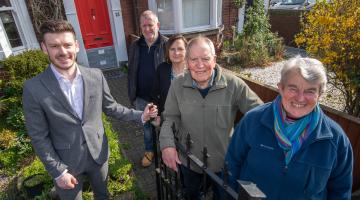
left=225, top=57, right=353, bottom=199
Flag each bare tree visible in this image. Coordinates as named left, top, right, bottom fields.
left=29, top=0, right=65, bottom=33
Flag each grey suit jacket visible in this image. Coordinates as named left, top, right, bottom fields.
left=22, top=65, right=142, bottom=178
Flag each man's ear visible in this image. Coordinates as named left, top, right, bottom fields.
left=40, top=42, right=48, bottom=55
left=186, top=59, right=191, bottom=69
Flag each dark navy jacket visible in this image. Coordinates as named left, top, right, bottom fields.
left=151, top=62, right=172, bottom=114
left=127, top=34, right=168, bottom=104
left=226, top=102, right=353, bottom=200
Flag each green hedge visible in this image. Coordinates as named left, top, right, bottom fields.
left=0, top=50, right=48, bottom=178
left=1, top=50, right=48, bottom=98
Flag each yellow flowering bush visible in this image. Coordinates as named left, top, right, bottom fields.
left=0, top=129, right=17, bottom=149
left=295, top=0, right=360, bottom=117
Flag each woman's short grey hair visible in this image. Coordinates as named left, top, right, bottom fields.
left=280, top=56, right=327, bottom=94
left=185, top=35, right=215, bottom=59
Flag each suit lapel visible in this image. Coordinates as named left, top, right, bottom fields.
left=79, top=65, right=92, bottom=122
left=40, top=66, right=79, bottom=119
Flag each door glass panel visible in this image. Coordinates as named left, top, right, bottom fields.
left=182, top=0, right=210, bottom=28
left=0, top=11, right=23, bottom=48
left=157, top=0, right=174, bottom=30
left=0, top=0, right=11, bottom=7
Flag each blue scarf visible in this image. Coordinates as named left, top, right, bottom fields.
left=273, top=95, right=320, bottom=166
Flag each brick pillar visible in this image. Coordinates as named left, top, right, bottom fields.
left=222, top=0, right=239, bottom=40
left=120, top=0, right=150, bottom=48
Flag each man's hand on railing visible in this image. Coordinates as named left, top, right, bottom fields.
left=161, top=147, right=182, bottom=172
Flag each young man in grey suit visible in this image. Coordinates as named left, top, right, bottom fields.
left=22, top=20, right=158, bottom=200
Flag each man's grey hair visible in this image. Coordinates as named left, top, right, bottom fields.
left=140, top=10, right=159, bottom=24
left=185, top=35, right=216, bottom=59
left=280, top=56, right=327, bottom=94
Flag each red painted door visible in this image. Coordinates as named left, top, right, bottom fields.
left=75, top=0, right=113, bottom=49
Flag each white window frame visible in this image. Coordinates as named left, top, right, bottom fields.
left=0, top=3, right=26, bottom=54
left=148, top=0, right=222, bottom=35
left=0, top=0, right=39, bottom=58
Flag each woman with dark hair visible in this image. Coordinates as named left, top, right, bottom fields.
left=151, top=34, right=188, bottom=117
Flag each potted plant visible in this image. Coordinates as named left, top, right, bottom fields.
left=22, top=173, right=46, bottom=198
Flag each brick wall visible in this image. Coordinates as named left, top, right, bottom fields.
left=222, top=0, right=239, bottom=40
left=120, top=0, right=149, bottom=47
left=269, top=10, right=302, bottom=46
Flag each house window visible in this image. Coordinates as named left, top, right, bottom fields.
left=0, top=1, right=24, bottom=49
left=182, top=0, right=210, bottom=28
left=157, top=0, right=174, bottom=30
left=0, top=11, right=22, bottom=48
left=149, top=0, right=222, bottom=34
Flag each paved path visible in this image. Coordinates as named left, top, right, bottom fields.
left=104, top=69, right=157, bottom=199
left=284, top=46, right=307, bottom=58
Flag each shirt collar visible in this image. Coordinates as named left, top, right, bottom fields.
left=192, top=68, right=216, bottom=89
left=50, top=63, right=82, bottom=82
left=139, top=33, right=161, bottom=47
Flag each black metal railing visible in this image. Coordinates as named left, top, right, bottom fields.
left=152, top=123, right=266, bottom=200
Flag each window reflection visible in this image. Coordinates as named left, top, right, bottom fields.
left=0, top=0, right=11, bottom=7
left=0, top=11, right=23, bottom=48
left=182, top=0, right=210, bottom=28
left=157, top=0, right=174, bottom=30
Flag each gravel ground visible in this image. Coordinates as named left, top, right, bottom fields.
left=238, top=60, right=346, bottom=111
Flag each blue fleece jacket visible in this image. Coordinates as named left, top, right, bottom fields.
left=225, top=102, right=353, bottom=200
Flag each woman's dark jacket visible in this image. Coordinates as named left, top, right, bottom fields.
left=151, top=62, right=172, bottom=114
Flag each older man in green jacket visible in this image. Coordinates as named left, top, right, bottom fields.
left=159, top=36, right=263, bottom=199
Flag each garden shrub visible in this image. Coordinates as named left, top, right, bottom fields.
left=104, top=116, right=134, bottom=195
left=233, top=0, right=246, bottom=8
left=0, top=50, right=48, bottom=177
left=21, top=157, right=51, bottom=183
left=223, top=0, right=284, bottom=67
left=0, top=98, right=6, bottom=115
left=0, top=129, right=17, bottom=150
left=0, top=129, right=32, bottom=175
left=1, top=50, right=48, bottom=98
left=20, top=157, right=53, bottom=199
left=0, top=151, right=19, bottom=171
left=5, top=106, right=25, bottom=131
left=295, top=0, right=360, bottom=117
